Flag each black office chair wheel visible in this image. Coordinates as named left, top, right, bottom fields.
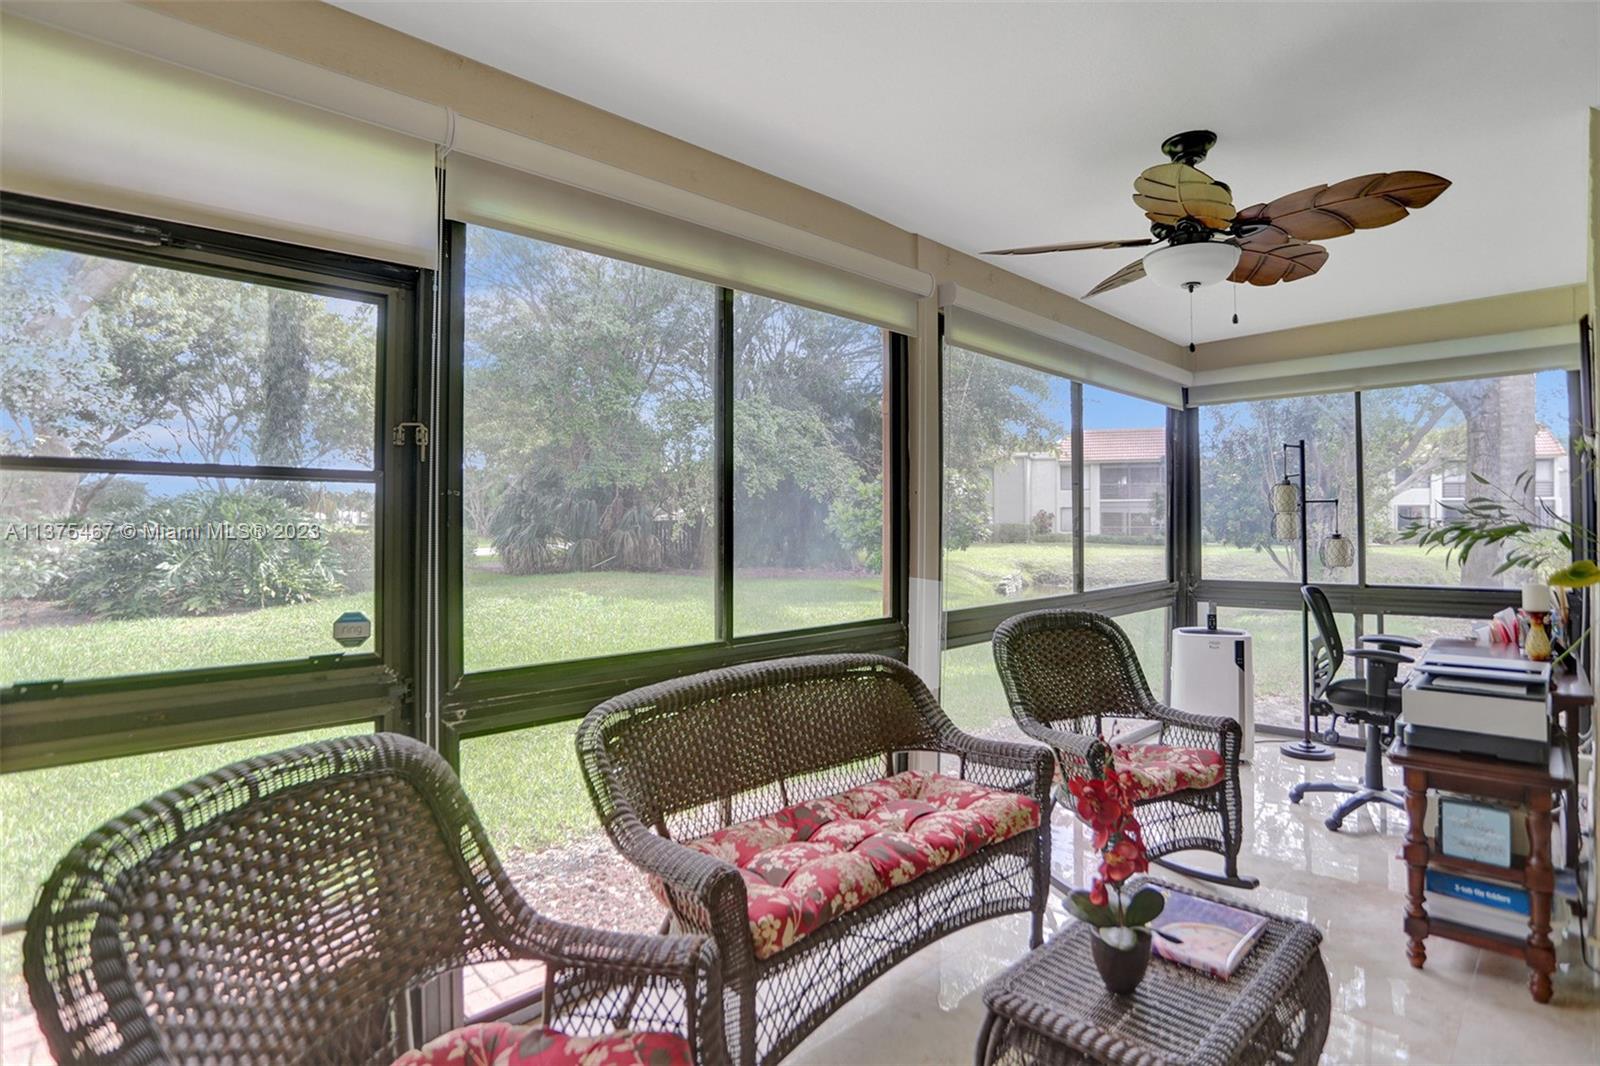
left=1324, top=815, right=1343, bottom=831
left=1321, top=727, right=1340, bottom=745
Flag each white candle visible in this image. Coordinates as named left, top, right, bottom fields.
left=1520, top=582, right=1550, bottom=614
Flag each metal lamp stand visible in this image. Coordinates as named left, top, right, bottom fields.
left=1277, top=440, right=1338, bottom=762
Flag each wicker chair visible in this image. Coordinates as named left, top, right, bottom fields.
left=992, top=609, right=1256, bottom=890
left=576, top=654, right=1053, bottom=1066
left=24, top=733, right=728, bottom=1066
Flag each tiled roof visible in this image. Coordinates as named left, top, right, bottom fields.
left=1535, top=426, right=1564, bottom=459
left=1055, top=427, right=1166, bottom=464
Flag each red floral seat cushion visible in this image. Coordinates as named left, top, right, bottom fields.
left=670, top=770, right=1039, bottom=960
left=394, top=1022, right=692, bottom=1066
left=1111, top=743, right=1225, bottom=801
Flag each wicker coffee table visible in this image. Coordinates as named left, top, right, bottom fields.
left=976, top=878, right=1330, bottom=1066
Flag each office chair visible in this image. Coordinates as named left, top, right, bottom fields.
left=1290, top=585, right=1421, bottom=830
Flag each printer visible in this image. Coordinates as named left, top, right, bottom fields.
left=1399, top=641, right=1552, bottom=764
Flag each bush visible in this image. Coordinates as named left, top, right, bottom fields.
left=324, top=527, right=374, bottom=594
left=1032, top=532, right=1074, bottom=544
left=990, top=523, right=1032, bottom=544
left=64, top=490, right=343, bottom=619
left=1030, top=509, right=1055, bottom=536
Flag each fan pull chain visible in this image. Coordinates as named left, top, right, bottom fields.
left=1232, top=284, right=1239, bottom=326
left=1187, top=284, right=1196, bottom=353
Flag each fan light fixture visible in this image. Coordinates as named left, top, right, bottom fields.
left=1141, top=241, right=1242, bottom=290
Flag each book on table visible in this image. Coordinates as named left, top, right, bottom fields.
left=1149, top=889, right=1269, bottom=979
left=1424, top=869, right=1531, bottom=940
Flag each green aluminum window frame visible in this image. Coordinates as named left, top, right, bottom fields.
left=0, top=194, right=426, bottom=772
left=435, top=221, right=911, bottom=754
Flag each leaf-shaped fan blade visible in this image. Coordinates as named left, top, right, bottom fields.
left=1236, top=172, right=1450, bottom=242
left=1132, top=163, right=1236, bottom=229
left=1229, top=236, right=1329, bottom=286
left=1085, top=256, right=1147, bottom=298
left=983, top=238, right=1156, bottom=255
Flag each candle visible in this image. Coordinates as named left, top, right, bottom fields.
left=1520, top=582, right=1550, bottom=614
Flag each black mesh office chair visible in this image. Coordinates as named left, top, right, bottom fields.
left=1290, top=586, right=1422, bottom=830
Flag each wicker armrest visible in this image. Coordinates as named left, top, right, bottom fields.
left=1015, top=717, right=1108, bottom=782
left=534, top=921, right=729, bottom=1066
left=940, top=727, right=1054, bottom=804
left=605, top=814, right=751, bottom=956
left=1141, top=702, right=1242, bottom=766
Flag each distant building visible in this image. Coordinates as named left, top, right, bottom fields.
left=989, top=428, right=1166, bottom=537
left=1386, top=426, right=1569, bottom=532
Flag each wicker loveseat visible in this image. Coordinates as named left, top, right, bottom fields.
left=24, top=734, right=728, bottom=1066
left=993, top=609, right=1255, bottom=889
left=576, top=654, right=1053, bottom=1066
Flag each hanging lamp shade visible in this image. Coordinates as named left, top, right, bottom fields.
left=1321, top=532, right=1355, bottom=569
left=1269, top=478, right=1299, bottom=515
left=1273, top=512, right=1300, bottom=542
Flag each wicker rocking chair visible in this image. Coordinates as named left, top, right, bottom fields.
left=24, top=733, right=728, bottom=1066
left=993, top=609, right=1256, bottom=890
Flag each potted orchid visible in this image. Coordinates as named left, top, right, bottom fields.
left=1065, top=756, right=1171, bottom=994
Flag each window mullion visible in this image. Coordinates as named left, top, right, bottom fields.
left=1071, top=381, right=1085, bottom=594
left=715, top=287, right=735, bottom=642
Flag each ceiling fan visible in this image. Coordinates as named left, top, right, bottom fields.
left=983, top=130, right=1450, bottom=313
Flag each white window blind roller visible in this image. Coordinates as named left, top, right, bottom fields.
left=939, top=286, right=1188, bottom=407
left=444, top=153, right=921, bottom=335
left=1186, top=328, right=1581, bottom=405
left=0, top=17, right=438, bottom=268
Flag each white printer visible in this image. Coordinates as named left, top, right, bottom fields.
left=1399, top=639, right=1552, bottom=764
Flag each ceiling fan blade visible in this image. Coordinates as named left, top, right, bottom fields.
left=983, top=237, right=1156, bottom=255
left=1085, top=256, right=1147, bottom=298
left=1236, top=171, right=1450, bottom=242
left=1228, top=236, right=1329, bottom=286
left=1132, top=162, right=1236, bottom=230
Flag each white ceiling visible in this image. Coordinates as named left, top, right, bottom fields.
left=338, top=1, right=1599, bottom=345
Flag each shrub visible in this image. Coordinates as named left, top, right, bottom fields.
left=1031, top=509, right=1055, bottom=536
left=991, top=523, right=1032, bottom=544
left=64, top=490, right=343, bottom=619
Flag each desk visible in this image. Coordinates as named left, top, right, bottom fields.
left=1390, top=738, right=1572, bottom=1003
left=1424, top=637, right=1592, bottom=867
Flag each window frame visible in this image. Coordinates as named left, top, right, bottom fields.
left=0, top=194, right=423, bottom=773
left=436, top=221, right=909, bottom=742
left=1184, top=363, right=1595, bottom=740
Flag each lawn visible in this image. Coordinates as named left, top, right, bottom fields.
left=0, top=537, right=1475, bottom=971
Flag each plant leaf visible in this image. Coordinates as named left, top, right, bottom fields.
left=1122, top=887, right=1166, bottom=927
left=1550, top=560, right=1600, bottom=588
left=1067, top=890, right=1117, bottom=927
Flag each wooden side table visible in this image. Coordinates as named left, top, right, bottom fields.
left=1389, top=738, right=1573, bottom=1003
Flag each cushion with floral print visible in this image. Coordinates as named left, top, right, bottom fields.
left=1111, top=743, right=1225, bottom=802
left=393, top=1021, right=693, bottom=1066
left=660, top=770, right=1039, bottom=960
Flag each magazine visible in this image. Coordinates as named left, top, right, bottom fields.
left=1150, top=890, right=1269, bottom=979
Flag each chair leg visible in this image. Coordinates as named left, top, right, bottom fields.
left=1290, top=780, right=1358, bottom=803
left=1324, top=788, right=1405, bottom=831
left=736, top=978, right=757, bottom=1066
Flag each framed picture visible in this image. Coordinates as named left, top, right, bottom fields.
left=1437, top=797, right=1514, bottom=868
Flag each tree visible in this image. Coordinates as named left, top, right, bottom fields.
left=941, top=347, right=1063, bottom=551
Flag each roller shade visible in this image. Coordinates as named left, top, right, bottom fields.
left=446, top=152, right=925, bottom=335
left=1187, top=326, right=1581, bottom=405
left=939, top=283, right=1189, bottom=407
left=0, top=15, right=439, bottom=267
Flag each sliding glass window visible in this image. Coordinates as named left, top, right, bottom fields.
left=941, top=344, right=1072, bottom=610
left=1362, top=370, right=1572, bottom=587
left=1080, top=385, right=1169, bottom=589
left=732, top=293, right=891, bottom=635
left=460, top=227, right=717, bottom=672
left=0, top=236, right=384, bottom=686
left=1197, top=393, right=1357, bottom=585
left=457, top=224, right=900, bottom=675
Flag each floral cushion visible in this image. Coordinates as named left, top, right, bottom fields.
left=669, top=770, right=1039, bottom=960
left=1111, top=743, right=1224, bottom=801
left=394, top=1022, right=692, bottom=1066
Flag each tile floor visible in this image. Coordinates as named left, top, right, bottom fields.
left=786, top=744, right=1599, bottom=1066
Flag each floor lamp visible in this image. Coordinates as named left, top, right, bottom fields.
left=1270, top=440, right=1355, bottom=762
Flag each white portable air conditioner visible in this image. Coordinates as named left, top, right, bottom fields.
left=1170, top=625, right=1255, bottom=759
